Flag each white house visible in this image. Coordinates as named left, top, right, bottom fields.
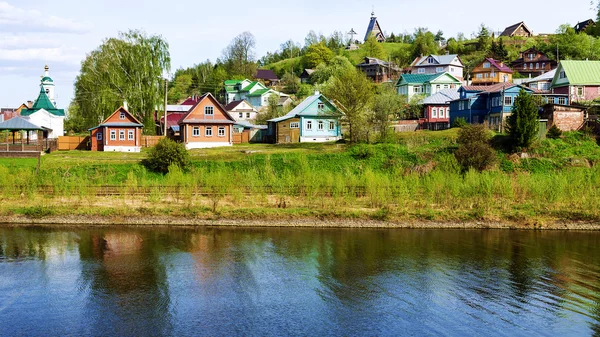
left=224, top=99, right=258, bottom=122
left=20, top=66, right=65, bottom=139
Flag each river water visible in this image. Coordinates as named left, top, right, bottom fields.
left=0, top=227, right=599, bottom=336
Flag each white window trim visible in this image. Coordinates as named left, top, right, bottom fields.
left=205, top=106, right=214, bottom=116
left=119, top=130, right=125, bottom=141
left=318, top=120, right=324, bottom=130
left=290, top=122, right=299, bottom=129
left=205, top=126, right=213, bottom=137
left=110, top=130, right=116, bottom=140
left=119, top=112, right=126, bottom=120
left=504, top=96, right=513, bottom=106
left=432, top=108, right=437, bottom=118
left=128, top=130, right=134, bottom=140
left=218, top=126, right=226, bottom=137
left=329, top=121, right=335, bottom=130
left=306, top=121, right=312, bottom=130
left=192, top=126, right=200, bottom=137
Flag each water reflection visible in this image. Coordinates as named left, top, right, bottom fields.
left=0, top=227, right=599, bottom=336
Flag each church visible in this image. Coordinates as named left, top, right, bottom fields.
left=20, top=66, right=65, bottom=139
left=364, top=11, right=385, bottom=42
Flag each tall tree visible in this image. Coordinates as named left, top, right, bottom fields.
left=73, top=29, right=171, bottom=133
left=476, top=24, right=492, bottom=52
left=506, top=89, right=539, bottom=149
left=302, top=42, right=334, bottom=69
left=371, top=84, right=404, bottom=141
left=324, top=69, right=374, bottom=143
left=222, top=31, right=257, bottom=78
left=362, top=34, right=386, bottom=59
left=411, top=28, right=439, bottom=59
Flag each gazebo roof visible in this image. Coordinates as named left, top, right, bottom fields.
left=0, top=116, right=45, bottom=131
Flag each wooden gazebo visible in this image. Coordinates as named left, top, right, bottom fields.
left=0, top=116, right=47, bottom=153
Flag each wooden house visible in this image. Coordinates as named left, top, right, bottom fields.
left=224, top=79, right=289, bottom=109
left=420, top=89, right=459, bottom=131
left=550, top=60, right=600, bottom=103
left=500, top=22, right=532, bottom=37
left=89, top=107, right=143, bottom=152
left=396, top=73, right=462, bottom=99
left=410, top=54, right=465, bottom=80
left=300, top=69, right=315, bottom=84
left=511, top=47, right=557, bottom=78
left=224, top=100, right=258, bottom=122
left=356, top=57, right=400, bottom=83
left=526, top=69, right=556, bottom=91
left=254, top=69, right=279, bottom=86
left=267, top=92, right=342, bottom=143
left=574, top=19, right=595, bottom=33
left=179, top=93, right=235, bottom=149
left=364, top=11, right=385, bottom=42
left=471, top=58, right=513, bottom=85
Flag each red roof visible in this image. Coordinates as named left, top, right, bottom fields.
left=255, top=69, right=278, bottom=81
left=485, top=58, right=513, bottom=73
left=463, top=83, right=517, bottom=93
left=224, top=100, right=245, bottom=111
left=160, top=112, right=187, bottom=128
left=179, top=97, right=202, bottom=105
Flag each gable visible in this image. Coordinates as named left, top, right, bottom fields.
left=430, top=73, right=461, bottom=84
left=182, top=94, right=235, bottom=123
left=104, top=107, right=141, bottom=124
left=298, top=96, right=338, bottom=116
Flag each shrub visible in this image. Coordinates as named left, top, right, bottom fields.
left=454, top=124, right=497, bottom=172
left=348, top=144, right=374, bottom=159
left=506, top=89, right=539, bottom=149
left=141, top=138, right=190, bottom=174
left=452, top=117, right=467, bottom=128
left=546, top=124, right=562, bottom=139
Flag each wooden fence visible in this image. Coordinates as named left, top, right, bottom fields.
left=58, top=135, right=164, bottom=151
left=233, top=131, right=250, bottom=144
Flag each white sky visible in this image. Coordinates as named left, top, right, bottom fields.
left=0, top=0, right=596, bottom=109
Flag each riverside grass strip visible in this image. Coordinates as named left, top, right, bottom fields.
left=1, top=129, right=600, bottom=225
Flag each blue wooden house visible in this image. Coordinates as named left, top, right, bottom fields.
left=267, top=92, right=343, bottom=143
left=449, top=83, right=569, bottom=130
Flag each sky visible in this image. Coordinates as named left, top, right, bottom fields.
left=0, top=0, right=596, bottom=110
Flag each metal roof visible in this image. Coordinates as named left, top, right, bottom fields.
left=268, top=93, right=340, bottom=123
left=422, top=88, right=460, bottom=104
left=166, top=105, right=193, bottom=112
left=0, top=116, right=44, bottom=130
left=414, top=54, right=461, bottom=67
left=88, top=122, right=143, bottom=131
left=552, top=60, right=600, bottom=87
left=526, top=69, right=556, bottom=83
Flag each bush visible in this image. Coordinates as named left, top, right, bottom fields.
left=141, top=138, right=190, bottom=174
left=452, top=117, right=467, bottom=128
left=546, top=124, right=562, bottom=139
left=454, top=124, right=497, bottom=172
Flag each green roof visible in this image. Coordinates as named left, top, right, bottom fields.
left=246, top=89, right=270, bottom=97
left=241, top=81, right=267, bottom=92
left=396, top=72, right=461, bottom=86
left=20, top=87, right=65, bottom=117
left=551, top=60, right=600, bottom=87
left=224, top=80, right=243, bottom=86
left=41, top=76, right=54, bottom=83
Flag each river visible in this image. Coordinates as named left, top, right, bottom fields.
left=0, top=227, right=599, bottom=336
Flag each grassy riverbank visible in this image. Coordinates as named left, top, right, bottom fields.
left=2, top=129, right=600, bottom=226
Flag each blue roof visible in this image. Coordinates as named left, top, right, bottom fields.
left=422, top=88, right=460, bottom=104
left=170, top=125, right=180, bottom=132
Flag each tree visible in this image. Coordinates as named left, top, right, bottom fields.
left=64, top=101, right=86, bottom=134
left=371, top=84, right=404, bottom=142
left=255, top=94, right=283, bottom=124
left=362, top=34, right=386, bottom=59
left=411, top=28, right=439, bottom=59
left=222, top=31, right=257, bottom=78
left=73, top=29, right=171, bottom=133
left=454, top=124, right=497, bottom=172
left=310, top=55, right=355, bottom=84
left=141, top=138, right=190, bottom=174
left=281, top=72, right=300, bottom=94
left=546, top=124, right=563, bottom=139
left=324, top=69, right=374, bottom=142
left=302, top=42, right=334, bottom=69
left=167, top=74, right=193, bottom=103
left=476, top=24, right=492, bottom=52
left=506, top=89, right=539, bottom=149
left=490, top=38, right=508, bottom=61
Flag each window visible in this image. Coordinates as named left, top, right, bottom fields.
left=290, top=122, right=299, bottom=128
left=317, top=102, right=325, bottom=110
left=329, top=121, right=335, bottom=130
left=559, top=71, right=566, bottom=79
left=476, top=74, right=483, bottom=79
left=490, top=72, right=496, bottom=78
left=318, top=120, right=324, bottom=130
left=450, top=67, right=454, bottom=72
left=536, top=63, right=539, bottom=69
left=119, top=130, right=125, bottom=140
left=427, top=57, right=434, bottom=64
left=97, top=132, right=103, bottom=141
left=577, top=87, right=584, bottom=97
left=110, top=130, right=116, bottom=140
left=205, top=126, right=213, bottom=137
left=530, top=63, right=533, bottom=69
left=205, top=106, right=214, bottom=116
left=119, top=112, right=126, bottom=120
left=246, top=113, right=251, bottom=118
left=443, top=84, right=449, bottom=89
left=504, top=96, right=513, bottom=106
left=218, top=126, right=225, bottom=137
left=436, top=67, right=443, bottom=73
left=558, top=97, right=566, bottom=105
left=414, top=86, right=423, bottom=93
left=128, top=130, right=134, bottom=140
left=432, top=108, right=437, bottom=118
left=418, top=68, right=425, bottom=74
left=306, top=121, right=312, bottom=130
left=192, top=126, right=200, bottom=136
left=542, top=63, right=545, bottom=69
left=239, top=113, right=243, bottom=118
left=529, top=53, right=535, bottom=59
left=484, top=73, right=489, bottom=78
left=436, top=85, right=441, bottom=91
left=483, top=62, right=490, bottom=68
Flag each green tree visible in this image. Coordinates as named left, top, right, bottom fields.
left=64, top=101, right=86, bottom=134
left=302, top=42, right=334, bottom=69
left=255, top=94, right=283, bottom=124
left=506, top=89, right=539, bottom=149
left=324, top=69, right=374, bottom=142
left=362, top=34, right=386, bottom=59
left=411, top=28, right=439, bottom=59
left=371, top=84, right=404, bottom=142
left=281, top=72, right=300, bottom=94
left=167, top=74, right=193, bottom=103
left=221, top=31, right=257, bottom=78
left=74, top=29, right=171, bottom=133
left=476, top=24, right=492, bottom=52
left=310, top=55, right=355, bottom=84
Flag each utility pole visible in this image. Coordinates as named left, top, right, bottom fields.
left=163, top=78, right=168, bottom=137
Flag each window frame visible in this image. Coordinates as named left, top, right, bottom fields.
left=97, top=132, right=103, bottom=141
left=318, top=120, right=324, bottom=130
left=317, top=102, right=325, bottom=110
left=119, top=130, right=125, bottom=141
left=432, top=108, right=438, bottom=118
left=119, top=112, right=126, bottom=120
left=218, top=126, right=226, bottom=137
left=110, top=130, right=116, bottom=140
left=192, top=126, right=200, bottom=137
left=205, top=126, right=213, bottom=137
left=205, top=106, right=214, bottom=116
left=558, top=97, right=566, bottom=105
left=128, top=129, right=134, bottom=141
left=306, top=120, right=312, bottom=130
left=504, top=96, right=513, bottom=106
left=290, top=122, right=299, bottom=129
left=329, top=121, right=335, bottom=130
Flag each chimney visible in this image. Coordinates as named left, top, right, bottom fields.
left=123, top=101, right=128, bottom=110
